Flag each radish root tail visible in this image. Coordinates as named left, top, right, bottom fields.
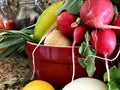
left=71, top=43, right=75, bottom=82
left=31, top=26, right=57, bottom=80
left=104, top=54, right=110, bottom=82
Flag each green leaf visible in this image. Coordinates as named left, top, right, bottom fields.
left=22, top=23, right=35, bottom=30
left=57, top=0, right=84, bottom=15
left=108, top=81, right=119, bottom=90
left=79, top=43, right=96, bottom=77
left=21, top=28, right=33, bottom=34
left=78, top=58, right=86, bottom=68
left=0, top=26, right=34, bottom=58
left=0, top=43, right=24, bottom=58
left=0, top=38, right=25, bottom=49
left=79, top=42, right=86, bottom=55
left=85, top=31, right=90, bottom=44
left=0, top=29, right=33, bottom=42
left=104, top=65, right=120, bottom=90
left=16, top=32, right=33, bottom=41
left=78, top=32, right=96, bottom=77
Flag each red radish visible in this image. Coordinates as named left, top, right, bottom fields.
left=73, top=25, right=87, bottom=45
left=57, top=11, right=77, bottom=37
left=90, top=29, right=116, bottom=56
left=112, top=11, right=120, bottom=37
left=90, top=29, right=116, bottom=81
left=71, top=25, right=87, bottom=81
left=80, top=0, right=120, bottom=29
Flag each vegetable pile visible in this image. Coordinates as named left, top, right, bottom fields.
left=35, top=0, right=120, bottom=89
left=1, top=0, right=120, bottom=90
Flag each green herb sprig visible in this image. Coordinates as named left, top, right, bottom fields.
left=0, top=24, right=35, bottom=59
left=78, top=31, right=96, bottom=77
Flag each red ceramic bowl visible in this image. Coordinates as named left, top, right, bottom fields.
left=25, top=41, right=120, bottom=90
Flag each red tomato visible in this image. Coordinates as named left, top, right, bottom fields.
left=0, top=18, right=5, bottom=29
left=4, top=19, right=16, bottom=30
left=0, top=18, right=16, bottom=30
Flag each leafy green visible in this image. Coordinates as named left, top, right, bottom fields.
left=0, top=25, right=35, bottom=59
left=104, top=64, right=120, bottom=90
left=0, top=38, right=24, bottom=49
left=78, top=32, right=96, bottom=77
left=0, top=43, right=25, bottom=58
left=57, top=0, right=84, bottom=15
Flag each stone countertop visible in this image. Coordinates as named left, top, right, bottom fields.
left=0, top=56, right=32, bottom=90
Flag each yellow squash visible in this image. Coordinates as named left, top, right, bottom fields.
left=33, top=1, right=63, bottom=42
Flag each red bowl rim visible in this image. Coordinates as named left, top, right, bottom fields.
left=26, top=41, right=79, bottom=48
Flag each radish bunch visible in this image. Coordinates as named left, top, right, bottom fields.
left=55, top=0, right=120, bottom=81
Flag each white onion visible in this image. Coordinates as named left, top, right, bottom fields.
left=62, top=77, right=108, bottom=90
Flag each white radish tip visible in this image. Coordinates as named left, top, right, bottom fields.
left=71, top=22, right=78, bottom=28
